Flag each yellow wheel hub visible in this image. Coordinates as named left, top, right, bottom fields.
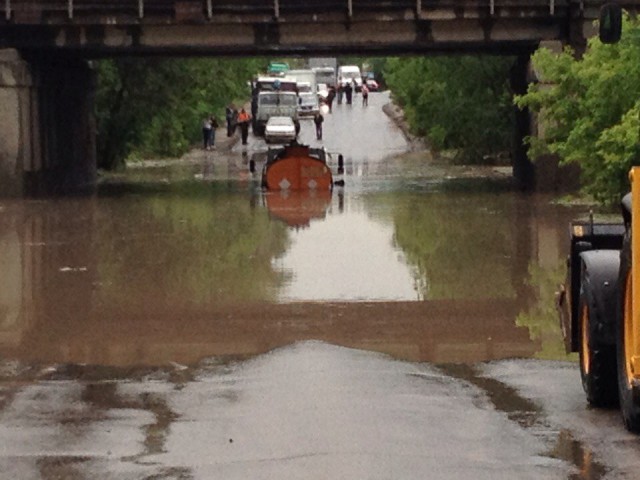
left=581, top=304, right=590, bottom=375
left=624, top=273, right=640, bottom=384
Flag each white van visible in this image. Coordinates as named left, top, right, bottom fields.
left=337, top=65, right=363, bottom=91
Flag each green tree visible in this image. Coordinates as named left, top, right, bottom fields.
left=515, top=15, right=640, bottom=203
left=95, top=57, right=264, bottom=170
left=383, top=55, right=516, bottom=163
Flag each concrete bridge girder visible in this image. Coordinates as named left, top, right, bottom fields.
left=0, top=2, right=606, bottom=55
left=4, top=17, right=594, bottom=56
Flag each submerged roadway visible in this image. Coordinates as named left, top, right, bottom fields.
left=2, top=91, right=640, bottom=479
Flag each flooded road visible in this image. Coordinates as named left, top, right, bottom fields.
left=2, top=91, right=640, bottom=478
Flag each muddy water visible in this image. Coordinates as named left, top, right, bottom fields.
left=2, top=92, right=634, bottom=479
left=0, top=181, right=585, bottom=368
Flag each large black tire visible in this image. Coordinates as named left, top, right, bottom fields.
left=579, top=264, right=618, bottom=407
left=617, top=231, right=640, bottom=432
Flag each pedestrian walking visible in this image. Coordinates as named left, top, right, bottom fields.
left=345, top=82, right=353, bottom=105
left=313, top=111, right=324, bottom=140
left=225, top=104, right=237, bottom=137
left=361, top=84, right=369, bottom=106
left=209, top=115, right=219, bottom=149
left=237, top=108, right=251, bottom=145
left=337, top=83, right=344, bottom=105
left=202, top=117, right=212, bottom=150
left=326, top=87, right=336, bottom=113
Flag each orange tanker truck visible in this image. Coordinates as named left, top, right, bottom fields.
left=261, top=143, right=334, bottom=191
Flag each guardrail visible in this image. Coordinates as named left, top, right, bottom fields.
left=0, top=0, right=582, bottom=23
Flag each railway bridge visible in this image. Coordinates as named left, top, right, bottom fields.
left=0, top=0, right=636, bottom=194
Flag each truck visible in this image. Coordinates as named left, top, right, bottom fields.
left=337, top=64, right=363, bottom=91
left=254, top=91, right=300, bottom=136
left=556, top=3, right=640, bottom=432
left=250, top=76, right=298, bottom=134
left=287, top=69, right=317, bottom=94
left=312, top=66, right=336, bottom=88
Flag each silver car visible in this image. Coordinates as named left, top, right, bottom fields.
left=297, top=92, right=320, bottom=117
left=264, top=116, right=297, bottom=144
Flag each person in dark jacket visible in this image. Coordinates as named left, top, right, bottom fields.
left=225, top=104, right=237, bottom=137
left=345, top=82, right=353, bottom=105
left=209, top=115, right=219, bottom=149
left=326, top=87, right=336, bottom=113
left=202, top=117, right=212, bottom=150
left=313, top=112, right=324, bottom=140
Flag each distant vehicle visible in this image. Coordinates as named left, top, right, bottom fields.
left=296, top=81, right=313, bottom=94
left=255, top=91, right=300, bottom=136
left=313, top=66, right=336, bottom=87
left=297, top=92, right=320, bottom=117
left=253, top=75, right=297, bottom=91
left=251, top=76, right=298, bottom=130
left=316, top=83, right=329, bottom=103
left=264, top=116, right=297, bottom=144
left=267, top=62, right=289, bottom=75
left=365, top=79, right=379, bottom=92
left=337, top=65, right=363, bottom=91
left=288, top=69, right=317, bottom=96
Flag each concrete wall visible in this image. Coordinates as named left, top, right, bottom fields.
left=0, top=49, right=35, bottom=196
left=0, top=49, right=96, bottom=197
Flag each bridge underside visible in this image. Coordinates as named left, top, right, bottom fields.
left=0, top=2, right=604, bottom=56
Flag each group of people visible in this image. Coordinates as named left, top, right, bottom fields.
left=323, top=80, right=369, bottom=113
left=202, top=105, right=252, bottom=151
left=202, top=78, right=371, bottom=150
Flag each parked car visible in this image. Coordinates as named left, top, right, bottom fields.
left=297, top=92, right=320, bottom=117
left=264, top=116, right=297, bottom=144
left=365, top=79, right=379, bottom=92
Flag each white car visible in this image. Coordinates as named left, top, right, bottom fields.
left=297, top=92, right=320, bottom=117
left=264, top=116, right=297, bottom=144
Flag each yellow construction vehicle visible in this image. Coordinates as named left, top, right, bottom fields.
left=556, top=3, right=640, bottom=432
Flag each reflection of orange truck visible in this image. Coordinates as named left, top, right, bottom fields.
left=265, top=190, right=332, bottom=228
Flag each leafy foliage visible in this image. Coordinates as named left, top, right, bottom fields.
left=94, top=57, right=264, bottom=170
left=515, top=15, right=640, bottom=203
left=383, top=55, right=516, bottom=163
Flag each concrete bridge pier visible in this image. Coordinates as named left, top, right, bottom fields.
left=511, top=53, right=535, bottom=191
left=0, top=49, right=96, bottom=196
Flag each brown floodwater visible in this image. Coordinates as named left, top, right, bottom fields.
left=1, top=93, right=634, bottom=480
left=0, top=175, right=588, bottom=369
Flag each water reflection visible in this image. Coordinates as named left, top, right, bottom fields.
left=264, top=189, right=332, bottom=228
left=0, top=187, right=585, bottom=367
